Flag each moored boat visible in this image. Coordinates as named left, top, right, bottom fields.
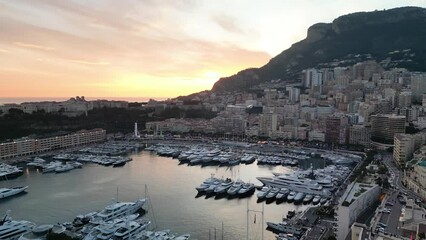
left=257, top=186, right=270, bottom=199
left=0, top=186, right=28, bottom=199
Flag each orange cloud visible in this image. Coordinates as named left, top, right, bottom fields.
left=14, top=42, right=54, bottom=51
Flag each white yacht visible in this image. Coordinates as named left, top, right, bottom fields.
left=266, top=221, right=303, bottom=235
left=55, top=164, right=74, bottom=173
left=286, top=191, right=296, bottom=202
left=275, top=188, right=289, bottom=201
left=257, top=173, right=333, bottom=197
left=227, top=180, right=243, bottom=195
left=90, top=198, right=145, bottom=225
left=256, top=186, right=270, bottom=199
left=312, top=195, right=321, bottom=205
left=294, top=192, right=305, bottom=204
left=0, top=186, right=28, bottom=199
left=237, top=183, right=255, bottom=195
left=174, top=234, right=191, bottom=240
left=266, top=187, right=280, bottom=199
left=213, top=180, right=233, bottom=194
left=26, top=158, right=45, bottom=168
left=112, top=220, right=150, bottom=240
left=0, top=217, right=35, bottom=240
left=195, top=175, right=218, bottom=193
left=204, top=180, right=221, bottom=194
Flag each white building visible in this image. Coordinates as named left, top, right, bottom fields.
left=335, top=182, right=380, bottom=240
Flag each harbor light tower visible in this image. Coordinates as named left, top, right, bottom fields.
left=134, top=122, right=141, bottom=138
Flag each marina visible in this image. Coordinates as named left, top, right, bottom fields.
left=0, top=142, right=359, bottom=239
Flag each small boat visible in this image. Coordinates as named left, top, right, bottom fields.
left=303, top=194, right=313, bottom=204
left=26, top=158, right=45, bottom=168
left=0, top=186, right=28, bottom=199
left=286, top=210, right=296, bottom=219
left=196, top=175, right=218, bottom=193
left=312, top=195, right=321, bottom=205
left=214, top=180, right=233, bottom=194
left=174, top=234, right=191, bottom=240
left=112, top=160, right=126, bottom=167
left=51, top=224, right=66, bottom=234
left=204, top=180, right=221, bottom=194
left=276, top=188, right=289, bottom=201
left=294, top=192, right=305, bottom=204
left=227, top=181, right=243, bottom=195
left=113, top=220, right=150, bottom=239
left=55, top=164, right=74, bottom=173
left=257, top=186, right=270, bottom=199
left=286, top=191, right=296, bottom=202
left=237, top=183, right=255, bottom=195
left=266, top=187, right=280, bottom=199
left=31, top=224, right=53, bottom=235
left=320, top=197, right=328, bottom=205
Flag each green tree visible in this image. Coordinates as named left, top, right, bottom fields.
left=378, top=165, right=388, bottom=175
left=418, top=232, right=425, bottom=239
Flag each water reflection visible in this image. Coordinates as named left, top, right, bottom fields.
left=0, top=151, right=312, bottom=240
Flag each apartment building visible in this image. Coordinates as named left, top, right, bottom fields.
left=0, top=129, right=106, bottom=159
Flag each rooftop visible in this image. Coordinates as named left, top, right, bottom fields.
left=341, top=183, right=376, bottom=206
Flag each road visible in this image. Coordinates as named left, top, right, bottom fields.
left=376, top=191, right=403, bottom=236
left=382, top=153, right=424, bottom=206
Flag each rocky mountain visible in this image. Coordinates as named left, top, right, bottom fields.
left=212, top=7, right=426, bottom=92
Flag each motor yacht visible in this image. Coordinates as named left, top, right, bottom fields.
left=266, top=221, right=303, bottom=235
left=226, top=180, right=243, bottom=195
left=275, top=188, right=289, bottom=201
left=294, top=192, right=305, bottom=204
left=312, top=195, right=321, bottom=205
left=266, top=187, right=280, bottom=199
left=237, top=183, right=255, bottom=195
left=286, top=191, right=296, bottom=202
left=213, top=180, right=233, bottom=194
left=256, top=186, right=270, bottom=199
left=204, top=180, right=221, bottom=194
left=0, top=218, right=35, bottom=240
left=90, top=198, right=145, bottom=225
left=303, top=194, right=313, bottom=204
left=112, top=220, right=150, bottom=240
left=195, top=176, right=219, bottom=193
left=55, top=164, right=74, bottom=173
left=0, top=186, right=28, bottom=199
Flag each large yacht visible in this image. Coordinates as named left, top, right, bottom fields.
left=266, top=221, right=303, bottom=235
left=226, top=180, right=243, bottom=195
left=0, top=214, right=35, bottom=240
left=195, top=175, right=219, bottom=193
left=257, top=170, right=333, bottom=197
left=90, top=198, right=145, bottom=225
left=112, top=220, right=150, bottom=240
left=0, top=164, right=24, bottom=180
left=0, top=186, right=28, bottom=199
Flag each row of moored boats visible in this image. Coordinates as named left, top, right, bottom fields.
left=0, top=197, right=190, bottom=240
left=196, top=176, right=255, bottom=197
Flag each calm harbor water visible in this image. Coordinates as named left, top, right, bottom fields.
left=0, top=150, right=317, bottom=240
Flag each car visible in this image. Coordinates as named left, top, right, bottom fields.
left=378, top=227, right=385, bottom=233
left=385, top=202, right=394, bottom=206
left=383, top=210, right=391, bottom=214
left=377, top=223, right=387, bottom=228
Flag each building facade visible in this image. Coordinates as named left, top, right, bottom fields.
left=0, top=129, right=106, bottom=159
left=371, top=114, right=406, bottom=143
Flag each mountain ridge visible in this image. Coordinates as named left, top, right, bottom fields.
left=212, top=6, right=426, bottom=92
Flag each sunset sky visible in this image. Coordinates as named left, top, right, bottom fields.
left=1, top=0, right=425, bottom=99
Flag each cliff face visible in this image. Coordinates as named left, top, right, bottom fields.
left=212, top=7, right=426, bottom=92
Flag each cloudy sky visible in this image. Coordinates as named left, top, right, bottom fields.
left=1, top=0, right=425, bottom=99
